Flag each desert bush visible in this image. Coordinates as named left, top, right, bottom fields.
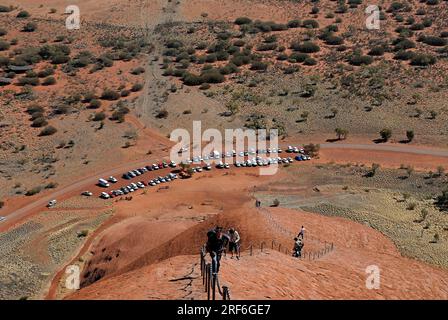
left=250, top=61, right=268, bottom=71
left=89, top=99, right=102, bottom=109
left=277, top=53, right=288, bottom=61
left=410, top=52, right=436, bottom=66
left=233, top=39, right=245, bottom=47
left=294, top=41, right=320, bottom=53
left=0, top=28, right=6, bottom=36
left=272, top=199, right=280, bottom=207
left=165, top=39, right=183, bottom=49
left=219, top=63, right=239, bottom=75
left=440, top=31, right=448, bottom=38
left=18, top=76, right=39, bottom=86
left=426, top=0, right=439, bottom=5
left=256, top=42, right=277, bottom=51
left=0, top=55, right=9, bottom=66
left=393, top=38, right=415, bottom=50
left=42, top=76, right=56, bottom=85
left=303, top=57, right=317, bottom=65
left=231, top=55, right=251, bottom=66
left=23, top=22, right=37, bottom=32
left=25, top=186, right=42, bottom=196
left=234, top=17, right=252, bottom=25
left=289, top=52, right=309, bottom=63
left=121, top=89, right=130, bottom=97
left=101, top=89, right=120, bottom=100
left=205, top=53, right=217, bottom=63
left=17, top=10, right=30, bottom=18
left=0, top=40, right=9, bottom=51
left=27, top=104, right=44, bottom=114
left=349, top=54, right=373, bottom=66
left=325, top=35, right=344, bottom=45
left=410, top=23, right=424, bottom=31
left=31, top=117, right=48, bottom=127
left=92, top=111, right=106, bottom=121
left=39, top=125, right=57, bottom=136
left=201, top=68, right=225, bottom=83
left=131, top=83, right=143, bottom=92
left=0, top=5, right=12, bottom=12
left=199, top=83, right=211, bottom=90
left=394, top=50, right=414, bottom=60
left=368, top=46, right=385, bottom=56
left=37, top=68, right=55, bottom=78
left=380, top=128, right=392, bottom=141
left=287, top=19, right=301, bottom=28
left=422, top=36, right=447, bottom=47
left=183, top=73, right=203, bottom=86
left=131, top=66, right=145, bottom=75
left=156, top=109, right=168, bottom=119
left=302, top=19, right=319, bottom=28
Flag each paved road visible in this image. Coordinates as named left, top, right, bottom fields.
left=1, top=143, right=448, bottom=230
left=321, top=143, right=448, bottom=157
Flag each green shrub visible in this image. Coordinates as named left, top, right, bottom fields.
left=302, top=19, right=319, bottom=28
left=393, top=38, right=415, bottom=51
left=325, top=35, right=344, bottom=45
left=18, top=76, right=39, bottom=86
left=349, top=54, right=373, bottom=66
left=39, top=125, right=57, bottom=136
left=17, top=10, right=30, bottom=18
left=183, top=72, right=204, bottom=86
left=234, top=17, right=252, bottom=25
left=394, top=50, right=414, bottom=60
left=289, top=52, right=309, bottom=63
left=287, top=19, right=301, bottom=28
left=368, top=46, right=385, bottom=56
left=0, top=5, right=12, bottom=12
left=25, top=186, right=42, bottom=196
left=0, top=40, right=9, bottom=51
left=93, top=111, right=106, bottom=121
left=250, top=61, right=268, bottom=71
left=31, top=117, right=48, bottom=127
left=42, top=76, right=56, bottom=85
left=89, top=99, right=102, bottom=109
left=294, top=41, right=320, bottom=53
left=121, top=89, right=130, bottom=97
left=201, top=68, right=225, bottom=83
left=23, top=22, right=37, bottom=32
left=131, top=83, right=143, bottom=92
left=422, top=36, right=447, bottom=47
left=101, top=89, right=120, bottom=100
left=303, top=57, right=317, bottom=65
left=410, top=53, right=436, bottom=66
left=38, top=68, right=55, bottom=78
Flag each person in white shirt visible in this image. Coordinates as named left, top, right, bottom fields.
left=228, top=228, right=241, bottom=260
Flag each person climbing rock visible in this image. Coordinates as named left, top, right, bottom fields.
left=206, top=226, right=230, bottom=273
left=228, top=228, right=241, bottom=260
left=298, top=226, right=305, bottom=239
left=293, top=237, right=304, bottom=258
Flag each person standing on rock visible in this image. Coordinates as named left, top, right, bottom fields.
left=206, top=226, right=230, bottom=273
left=298, top=226, right=305, bottom=239
left=228, top=228, right=241, bottom=260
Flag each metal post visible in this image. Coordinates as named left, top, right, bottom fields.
left=261, top=242, right=264, bottom=252
left=223, top=286, right=229, bottom=301
left=212, top=273, right=216, bottom=300
left=205, top=263, right=210, bottom=293
left=271, top=240, right=274, bottom=249
left=207, top=264, right=212, bottom=300
left=250, top=245, right=253, bottom=256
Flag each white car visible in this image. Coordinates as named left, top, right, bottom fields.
left=98, top=179, right=110, bottom=188
left=100, top=192, right=110, bottom=199
left=0, top=216, right=6, bottom=222
left=109, top=176, right=118, bottom=183
left=196, top=166, right=203, bottom=172
left=47, top=200, right=57, bottom=208
left=81, top=191, right=93, bottom=197
left=224, top=163, right=230, bottom=169
left=204, top=164, right=212, bottom=171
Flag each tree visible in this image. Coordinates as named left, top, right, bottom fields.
left=335, top=128, right=348, bottom=140
left=430, top=110, right=438, bottom=119
left=380, top=129, right=392, bottom=142
left=406, top=130, right=414, bottom=142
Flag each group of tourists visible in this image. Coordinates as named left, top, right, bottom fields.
left=205, top=226, right=241, bottom=273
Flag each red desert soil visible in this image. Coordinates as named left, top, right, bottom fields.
left=66, top=205, right=448, bottom=300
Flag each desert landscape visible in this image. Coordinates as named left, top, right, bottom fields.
left=1, top=0, right=448, bottom=301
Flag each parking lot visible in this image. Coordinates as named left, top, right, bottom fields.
left=84, top=146, right=312, bottom=201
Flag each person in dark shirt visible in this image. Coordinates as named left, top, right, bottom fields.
left=206, top=226, right=230, bottom=273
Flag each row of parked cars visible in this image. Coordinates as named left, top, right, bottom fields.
left=100, top=173, right=179, bottom=199
left=122, top=161, right=177, bottom=180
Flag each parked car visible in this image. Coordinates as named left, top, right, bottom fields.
left=0, top=216, right=6, bottom=222
left=47, top=200, right=57, bottom=208
left=169, top=161, right=177, bottom=168
left=204, top=164, right=212, bottom=171
left=100, top=192, right=110, bottom=199
left=98, top=179, right=110, bottom=188
left=109, top=176, right=118, bottom=183
left=123, top=173, right=131, bottom=179
left=81, top=191, right=93, bottom=197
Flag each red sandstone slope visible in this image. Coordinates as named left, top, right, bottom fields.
left=68, top=207, right=448, bottom=300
